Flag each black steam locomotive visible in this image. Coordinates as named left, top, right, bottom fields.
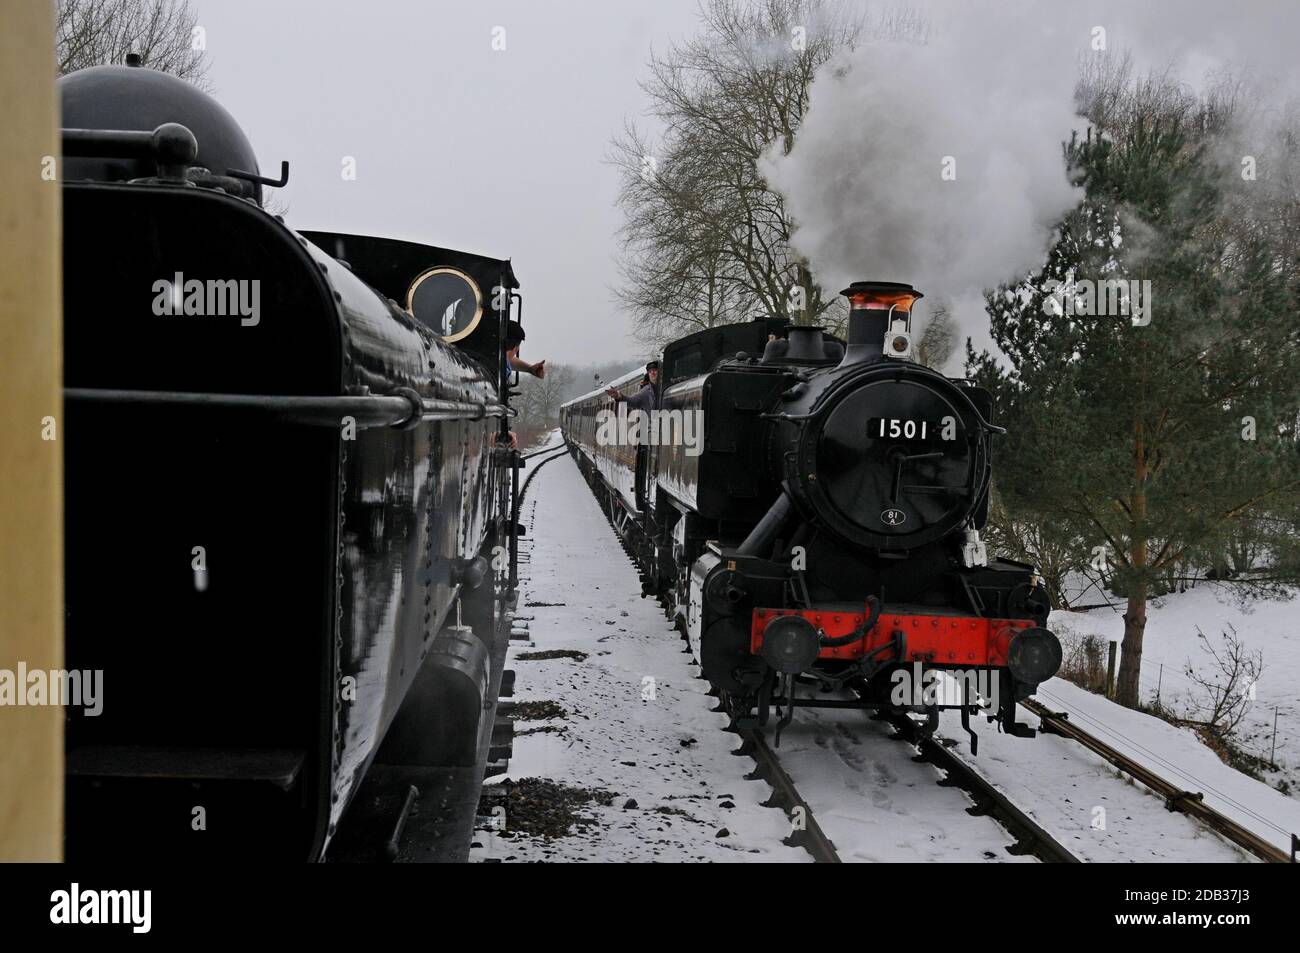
left=562, top=283, right=1061, bottom=748
left=59, top=61, right=523, bottom=860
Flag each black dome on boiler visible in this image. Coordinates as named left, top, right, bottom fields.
left=59, top=62, right=263, bottom=204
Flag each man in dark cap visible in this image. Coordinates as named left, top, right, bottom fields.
left=504, top=321, right=546, bottom=379
left=605, top=360, right=658, bottom=412
left=606, top=360, right=660, bottom=506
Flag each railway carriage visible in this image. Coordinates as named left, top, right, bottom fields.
left=561, top=368, right=645, bottom=524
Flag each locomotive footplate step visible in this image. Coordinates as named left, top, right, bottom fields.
left=326, top=765, right=485, bottom=863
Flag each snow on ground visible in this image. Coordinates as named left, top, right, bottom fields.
left=768, top=679, right=1256, bottom=862
left=471, top=451, right=804, bottom=862
left=1051, top=585, right=1299, bottom=801
left=930, top=696, right=1252, bottom=862
left=760, top=705, right=1036, bottom=862
left=929, top=674, right=1297, bottom=860
left=521, top=427, right=565, bottom=454
left=476, top=446, right=1291, bottom=862
left=926, top=577, right=1300, bottom=859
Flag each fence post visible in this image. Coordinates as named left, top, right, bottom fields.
left=1106, top=641, right=1118, bottom=699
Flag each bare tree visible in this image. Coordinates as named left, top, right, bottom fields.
left=532, top=365, right=575, bottom=424
left=981, top=488, right=1090, bottom=610
left=516, top=365, right=576, bottom=433
left=1183, top=624, right=1263, bottom=740
left=1057, top=630, right=1109, bottom=694
left=611, top=0, right=862, bottom=346
left=56, top=0, right=209, bottom=85
left=913, top=302, right=956, bottom=370
left=260, top=186, right=291, bottom=220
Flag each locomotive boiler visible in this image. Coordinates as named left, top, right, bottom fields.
left=58, top=61, right=523, bottom=860
left=563, top=282, right=1062, bottom=748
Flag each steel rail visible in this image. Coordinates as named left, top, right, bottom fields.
left=521, top=440, right=568, bottom=460
left=882, top=711, right=1080, bottom=862
left=1021, top=698, right=1295, bottom=864
left=734, top=727, right=842, bottom=863
left=517, top=446, right=571, bottom=504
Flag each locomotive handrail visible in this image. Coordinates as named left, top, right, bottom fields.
left=63, top=387, right=511, bottom=428
left=62, top=124, right=198, bottom=183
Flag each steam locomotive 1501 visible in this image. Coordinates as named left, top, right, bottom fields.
left=59, top=60, right=524, bottom=860
left=562, top=282, right=1062, bottom=749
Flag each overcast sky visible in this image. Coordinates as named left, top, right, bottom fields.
left=191, top=0, right=703, bottom=366
left=190, top=1, right=1300, bottom=369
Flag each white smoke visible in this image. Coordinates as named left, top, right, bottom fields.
left=760, top=1, right=1087, bottom=357
left=762, top=1, right=1300, bottom=364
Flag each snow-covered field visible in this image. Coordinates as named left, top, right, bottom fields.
left=1051, top=586, right=1299, bottom=801
left=989, top=583, right=1300, bottom=858
left=475, top=443, right=1294, bottom=862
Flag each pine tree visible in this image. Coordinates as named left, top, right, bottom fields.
left=971, top=97, right=1300, bottom=708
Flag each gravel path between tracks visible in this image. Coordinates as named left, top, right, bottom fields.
left=478, top=454, right=1034, bottom=861
left=470, top=452, right=804, bottom=862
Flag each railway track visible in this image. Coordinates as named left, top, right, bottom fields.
left=518, top=445, right=570, bottom=502
left=520, top=439, right=566, bottom=461
left=878, top=709, right=1079, bottom=862
left=1021, top=698, right=1297, bottom=864
left=725, top=679, right=1300, bottom=865
left=723, top=693, right=1079, bottom=863
left=720, top=664, right=1298, bottom=865
left=732, top=725, right=842, bottom=862
left=719, top=699, right=1081, bottom=863
left=563, top=447, right=1079, bottom=863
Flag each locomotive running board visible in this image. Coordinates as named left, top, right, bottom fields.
left=67, top=745, right=305, bottom=790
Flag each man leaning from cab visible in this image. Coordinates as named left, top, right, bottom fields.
left=605, top=360, right=659, bottom=412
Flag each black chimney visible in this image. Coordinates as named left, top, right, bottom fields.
left=785, top=325, right=827, bottom=360
left=839, top=281, right=923, bottom=366
left=760, top=323, right=832, bottom=364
